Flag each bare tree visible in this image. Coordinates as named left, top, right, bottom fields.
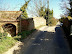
left=26, top=0, right=49, bottom=17
left=60, top=0, right=70, bottom=16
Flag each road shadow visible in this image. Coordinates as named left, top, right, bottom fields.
left=55, top=27, right=64, bottom=45
left=13, top=26, right=71, bottom=54
left=13, top=29, right=55, bottom=54
left=54, top=26, right=71, bottom=54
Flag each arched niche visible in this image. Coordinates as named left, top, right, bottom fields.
left=2, top=23, right=16, bottom=37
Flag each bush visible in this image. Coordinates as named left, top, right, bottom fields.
left=18, top=29, right=36, bottom=40
left=48, top=17, right=57, bottom=26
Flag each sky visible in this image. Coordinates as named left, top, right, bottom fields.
left=0, top=0, right=70, bottom=19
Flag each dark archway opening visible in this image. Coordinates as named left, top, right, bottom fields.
left=3, top=23, right=16, bottom=37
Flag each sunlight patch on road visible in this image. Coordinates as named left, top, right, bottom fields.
left=40, top=38, right=49, bottom=41
left=44, top=39, right=49, bottom=41
left=32, top=43, right=40, bottom=45
left=47, top=26, right=56, bottom=32
left=31, top=38, right=35, bottom=40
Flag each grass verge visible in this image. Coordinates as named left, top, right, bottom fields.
left=0, top=37, right=17, bottom=54
left=17, top=29, right=36, bottom=40
left=0, top=29, right=36, bottom=54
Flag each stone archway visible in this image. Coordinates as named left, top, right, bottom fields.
left=2, top=23, right=16, bottom=37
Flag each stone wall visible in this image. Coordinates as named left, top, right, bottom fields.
left=0, top=17, right=46, bottom=36
left=33, top=17, right=46, bottom=28
left=21, top=18, right=34, bottom=31
left=21, top=17, right=46, bottom=31
left=27, top=18, right=34, bottom=30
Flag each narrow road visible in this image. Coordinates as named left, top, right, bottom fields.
left=13, top=26, right=71, bottom=54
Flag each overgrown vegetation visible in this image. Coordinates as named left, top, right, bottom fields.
left=59, top=16, right=72, bottom=23
left=48, top=17, right=57, bottom=26
left=59, top=0, right=72, bottom=49
left=0, top=29, right=35, bottom=53
left=59, top=17, right=66, bottom=23
left=20, top=0, right=30, bottom=19
left=38, top=7, right=57, bottom=26
left=17, top=29, right=36, bottom=40
left=0, top=32, right=17, bottom=54
left=67, top=0, right=72, bottom=17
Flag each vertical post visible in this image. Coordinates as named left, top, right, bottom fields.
left=20, top=15, right=21, bottom=32
left=48, top=0, right=49, bottom=25
left=48, top=0, right=49, bottom=10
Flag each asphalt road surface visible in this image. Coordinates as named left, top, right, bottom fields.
left=14, top=26, right=71, bottom=54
